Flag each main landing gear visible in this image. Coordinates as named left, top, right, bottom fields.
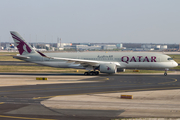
left=84, top=71, right=99, bottom=76
left=164, top=68, right=169, bottom=76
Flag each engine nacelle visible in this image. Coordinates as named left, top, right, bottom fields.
left=99, top=63, right=117, bottom=73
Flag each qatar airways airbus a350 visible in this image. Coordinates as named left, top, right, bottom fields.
left=10, top=31, right=178, bottom=76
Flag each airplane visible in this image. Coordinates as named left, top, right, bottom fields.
left=10, top=31, right=178, bottom=76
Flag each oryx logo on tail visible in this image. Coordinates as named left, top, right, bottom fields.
left=10, top=31, right=33, bottom=55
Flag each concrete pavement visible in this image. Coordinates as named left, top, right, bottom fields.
left=42, top=89, right=180, bottom=117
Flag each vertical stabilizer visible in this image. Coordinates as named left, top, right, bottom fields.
left=10, top=31, right=36, bottom=55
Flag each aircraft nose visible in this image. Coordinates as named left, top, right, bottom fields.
left=173, top=61, right=178, bottom=67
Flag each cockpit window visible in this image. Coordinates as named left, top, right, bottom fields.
left=167, top=58, right=173, bottom=60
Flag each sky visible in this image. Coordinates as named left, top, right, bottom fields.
left=1, top=0, right=180, bottom=44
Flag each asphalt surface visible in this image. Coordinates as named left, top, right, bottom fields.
left=0, top=73, right=179, bottom=120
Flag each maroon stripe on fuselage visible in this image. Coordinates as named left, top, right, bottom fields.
left=37, top=51, right=47, bottom=57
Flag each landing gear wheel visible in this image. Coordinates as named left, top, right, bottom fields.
left=164, top=68, right=169, bottom=76
left=90, top=71, right=95, bottom=75
left=89, top=72, right=93, bottom=75
left=84, top=72, right=88, bottom=75
left=84, top=71, right=100, bottom=76
left=95, top=71, right=99, bottom=75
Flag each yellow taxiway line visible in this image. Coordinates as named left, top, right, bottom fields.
left=158, top=78, right=177, bottom=84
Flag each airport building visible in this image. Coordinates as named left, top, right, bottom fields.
left=141, top=44, right=168, bottom=51
left=160, top=45, right=168, bottom=50
left=57, top=43, right=72, bottom=48
left=56, top=37, right=72, bottom=51
left=76, top=45, right=101, bottom=50
left=102, top=45, right=117, bottom=50
left=79, top=43, right=91, bottom=46
left=116, top=43, right=123, bottom=48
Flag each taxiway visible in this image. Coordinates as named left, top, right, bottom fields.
left=0, top=73, right=179, bottom=120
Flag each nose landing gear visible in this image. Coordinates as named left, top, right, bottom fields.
left=164, top=68, right=169, bottom=76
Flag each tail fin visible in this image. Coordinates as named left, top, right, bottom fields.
left=10, top=31, right=36, bottom=55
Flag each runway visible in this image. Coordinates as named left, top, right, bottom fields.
left=0, top=73, right=179, bottom=119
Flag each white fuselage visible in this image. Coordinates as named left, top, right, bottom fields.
left=25, top=52, right=178, bottom=69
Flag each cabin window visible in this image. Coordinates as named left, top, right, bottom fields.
left=167, top=58, right=173, bottom=60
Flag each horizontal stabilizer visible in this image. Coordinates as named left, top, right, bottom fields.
left=13, top=55, right=30, bottom=60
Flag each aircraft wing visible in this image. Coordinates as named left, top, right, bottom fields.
left=36, top=51, right=100, bottom=66
left=52, top=57, right=100, bottom=66
left=37, top=51, right=120, bottom=67
left=51, top=57, right=121, bottom=68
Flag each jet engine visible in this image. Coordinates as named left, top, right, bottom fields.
left=99, top=63, right=117, bottom=73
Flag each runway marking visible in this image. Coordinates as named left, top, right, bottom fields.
left=33, top=86, right=180, bottom=99
left=0, top=115, right=57, bottom=120
left=95, top=77, right=109, bottom=81
left=151, top=76, right=178, bottom=85
left=158, top=78, right=177, bottom=84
